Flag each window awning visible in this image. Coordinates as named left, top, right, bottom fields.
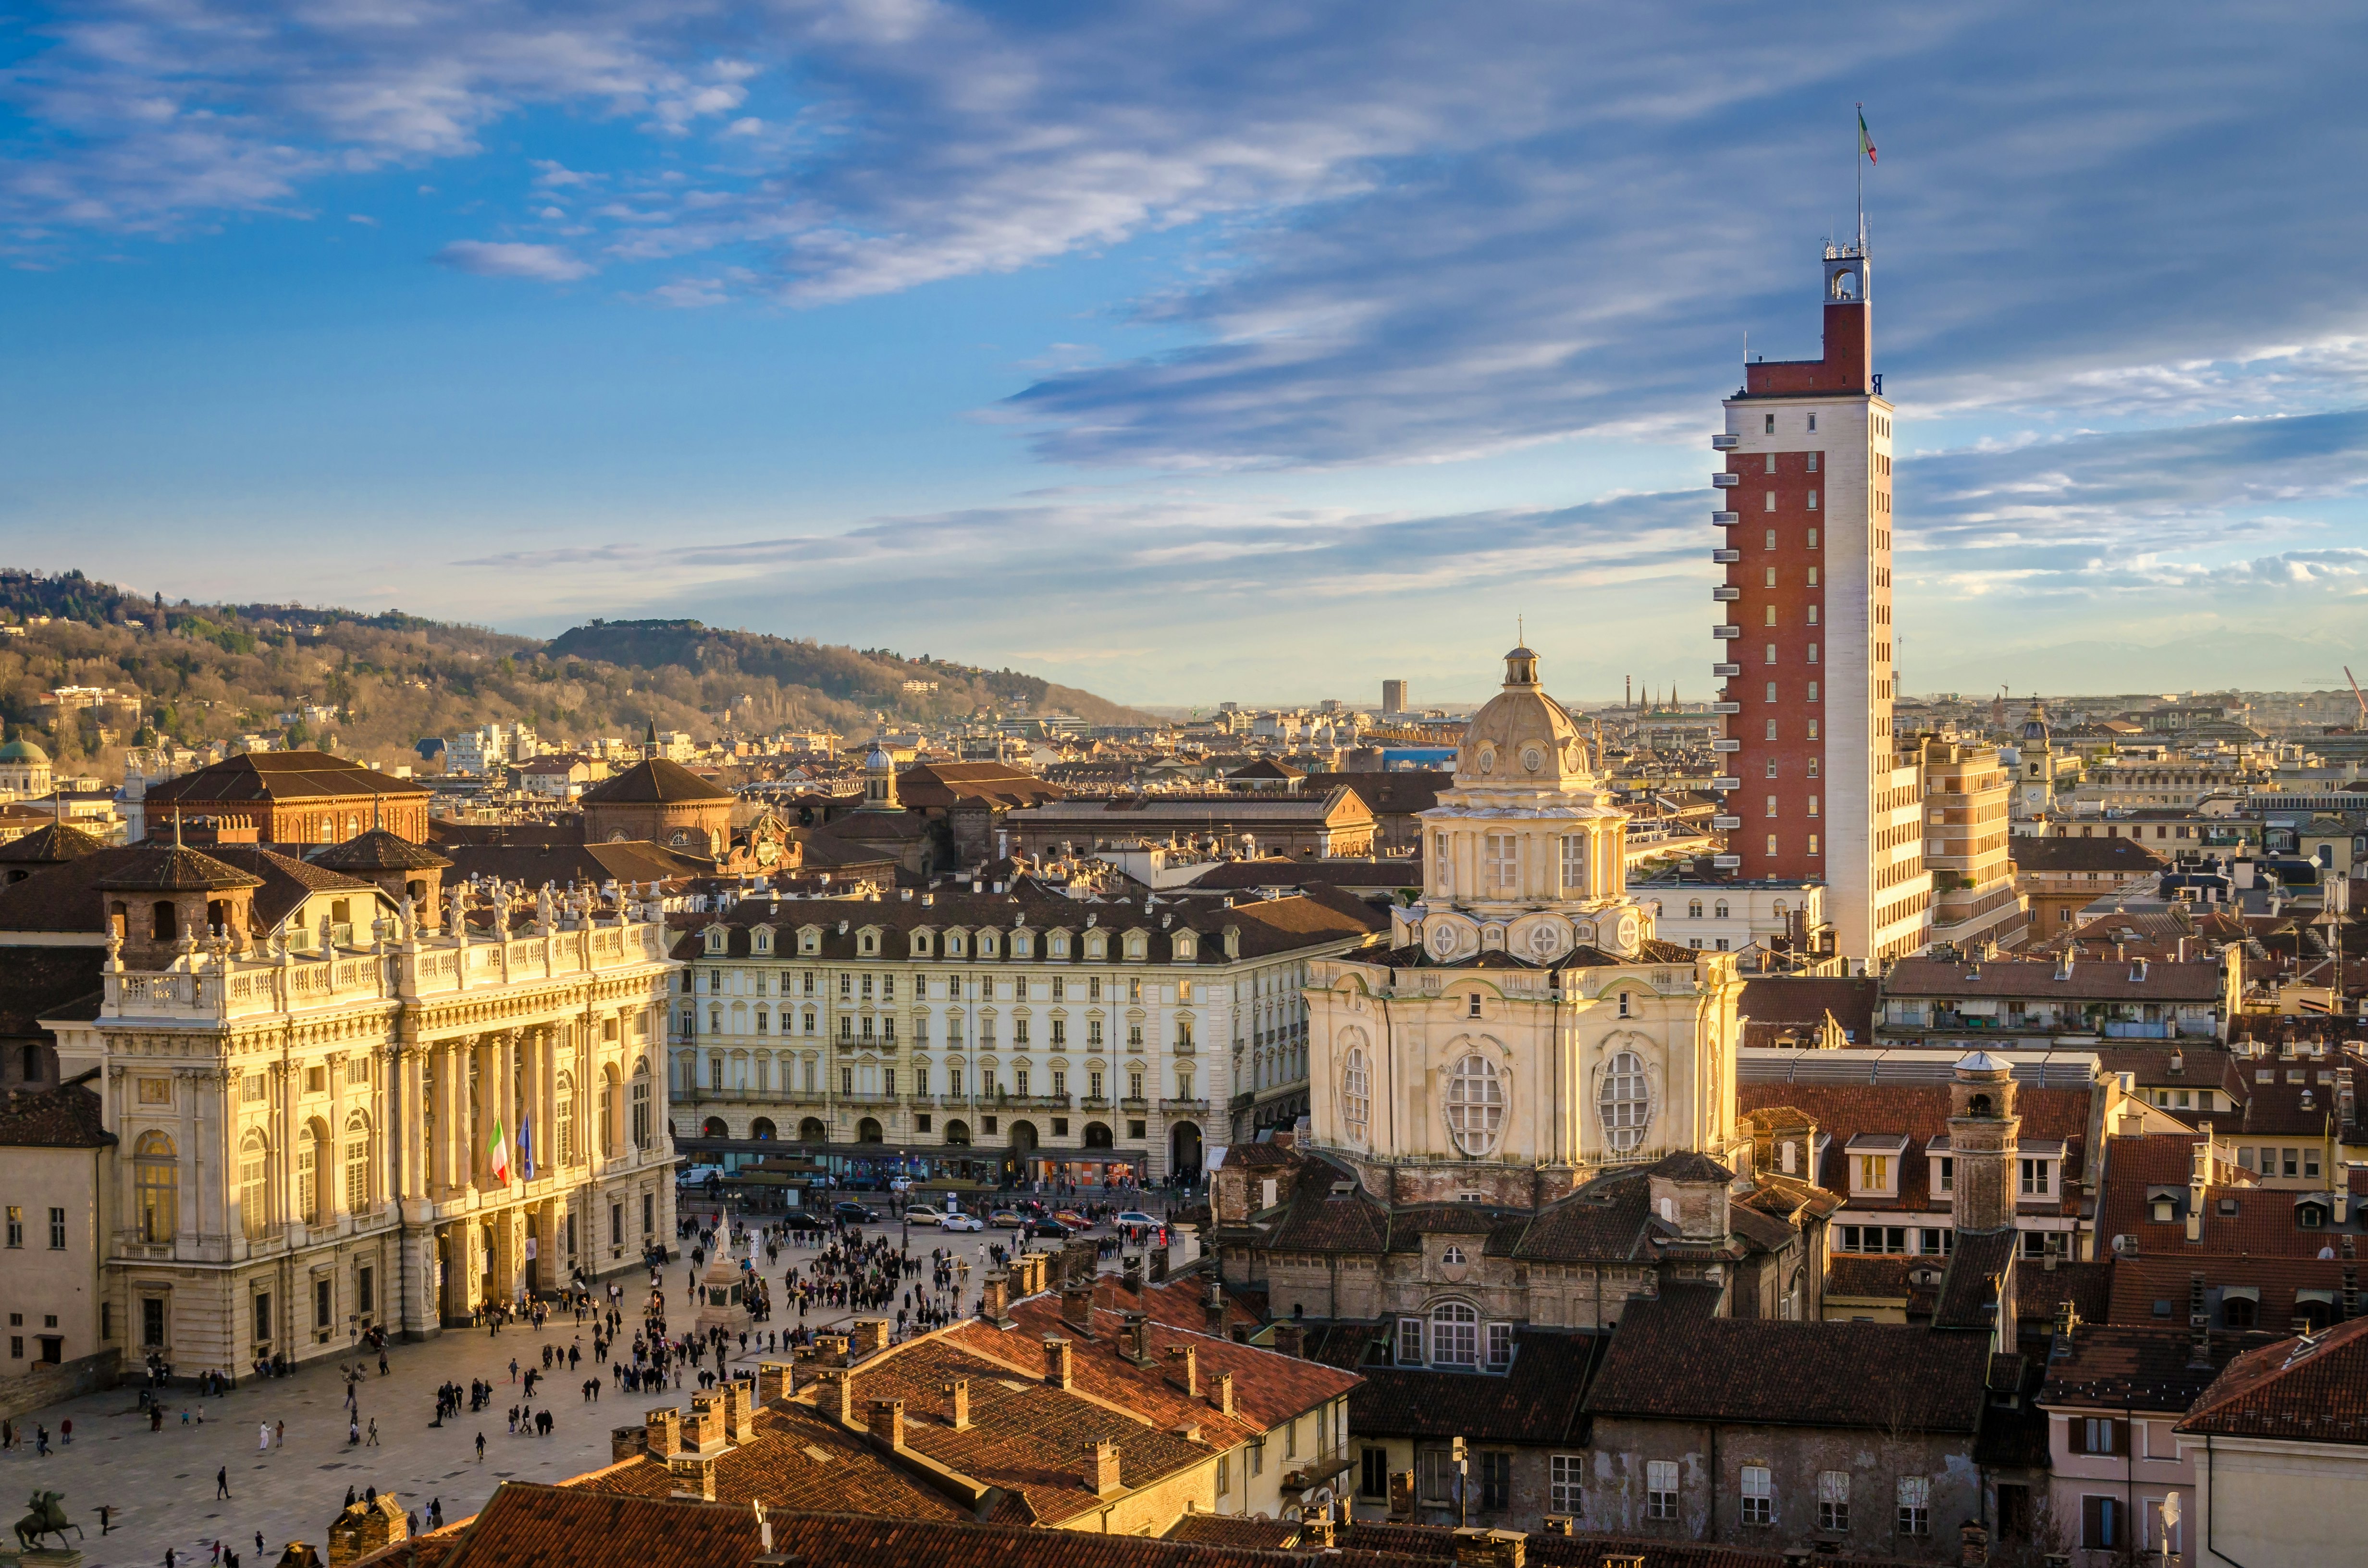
left=2294, top=1289, right=2337, bottom=1305
left=2219, top=1285, right=2260, bottom=1303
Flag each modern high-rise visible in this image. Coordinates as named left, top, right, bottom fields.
left=1381, top=678, right=1410, bottom=715
left=1711, top=238, right=1930, bottom=967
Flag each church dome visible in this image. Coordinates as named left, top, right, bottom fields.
left=0, top=739, right=49, bottom=763
left=1455, top=647, right=1590, bottom=788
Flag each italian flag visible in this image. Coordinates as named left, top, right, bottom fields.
left=489, top=1119, right=512, bottom=1184
left=1859, top=108, right=1876, bottom=164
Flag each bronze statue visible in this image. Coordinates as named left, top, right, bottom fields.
left=15, top=1489, right=82, bottom=1551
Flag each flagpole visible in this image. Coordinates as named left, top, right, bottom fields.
left=1855, top=102, right=1863, bottom=252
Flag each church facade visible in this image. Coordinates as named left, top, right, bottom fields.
left=1304, top=647, right=1751, bottom=1197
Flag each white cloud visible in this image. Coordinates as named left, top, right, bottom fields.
left=432, top=240, right=592, bottom=281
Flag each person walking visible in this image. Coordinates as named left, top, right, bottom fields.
left=474, top=1431, right=486, bottom=1463
left=95, top=1505, right=113, bottom=1535
left=366, top=1419, right=379, bottom=1447
left=216, top=1466, right=232, bottom=1500
left=275, top=1420, right=285, bottom=1447
left=259, top=1422, right=271, bottom=1452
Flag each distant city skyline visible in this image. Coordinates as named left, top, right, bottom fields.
left=5, top=3, right=2366, bottom=705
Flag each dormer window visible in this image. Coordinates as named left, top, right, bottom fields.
left=1086, top=932, right=1107, bottom=960
left=1012, top=931, right=1032, bottom=958
left=799, top=929, right=820, bottom=955
left=948, top=931, right=965, bottom=957
left=913, top=931, right=932, bottom=956
left=752, top=927, right=773, bottom=955
left=858, top=929, right=878, bottom=956
left=1442, top=1244, right=1466, bottom=1267
left=703, top=927, right=728, bottom=955
left=2019, top=1158, right=2053, bottom=1197
left=1125, top=933, right=1146, bottom=961
left=1845, top=1135, right=1908, bottom=1198
left=1173, top=932, right=1196, bottom=960
left=1050, top=931, right=1070, bottom=957
left=978, top=930, right=999, bottom=959
left=2150, top=1193, right=2177, bottom=1224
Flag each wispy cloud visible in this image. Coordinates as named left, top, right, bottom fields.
left=433, top=240, right=592, bottom=281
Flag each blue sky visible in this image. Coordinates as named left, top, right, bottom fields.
left=3, top=1, right=2366, bottom=708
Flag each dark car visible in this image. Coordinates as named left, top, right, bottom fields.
left=1023, top=1218, right=1076, bottom=1242
left=779, top=1211, right=829, bottom=1233
left=832, top=1200, right=880, bottom=1223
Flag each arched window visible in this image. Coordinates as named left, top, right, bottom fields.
left=1772, top=900, right=1788, bottom=918
left=630, top=1062, right=652, bottom=1151
left=701, top=1116, right=728, bottom=1139
left=2221, top=1295, right=2257, bottom=1331
left=1429, top=1300, right=1479, bottom=1368
left=1443, top=1054, right=1505, bottom=1157
left=1597, top=1050, right=1651, bottom=1153
left=344, top=1113, right=371, bottom=1213
left=1714, top=900, right=1730, bottom=919
left=1340, top=1044, right=1370, bottom=1146
left=1687, top=899, right=1703, bottom=919
left=750, top=1117, right=777, bottom=1140
left=556, top=1072, right=577, bottom=1165
left=799, top=1116, right=828, bottom=1142
left=135, top=1131, right=178, bottom=1243
left=151, top=900, right=176, bottom=941
left=239, top=1130, right=270, bottom=1239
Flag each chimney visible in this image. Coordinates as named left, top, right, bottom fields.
left=2187, top=1272, right=2213, bottom=1368
left=1211, top=1370, right=1236, bottom=1418
left=942, top=1379, right=972, bottom=1431
left=1298, top=1508, right=1335, bottom=1550
left=821, top=1370, right=856, bottom=1425
left=1450, top=1528, right=1526, bottom=1568
left=1061, top=1282, right=1096, bottom=1336
left=1167, top=1344, right=1199, bottom=1398
left=757, top=1360, right=794, bottom=1406
left=1085, top=1438, right=1122, bottom=1495
left=849, top=1319, right=891, bottom=1359
left=814, top=1332, right=852, bottom=1366
left=1273, top=1322, right=1304, bottom=1359
left=645, top=1407, right=683, bottom=1458
left=690, top=1393, right=726, bottom=1452
left=1538, top=1516, right=1576, bottom=1537
left=1044, top=1335, right=1075, bottom=1391
left=1122, top=1252, right=1146, bottom=1294
left=867, top=1398, right=905, bottom=1450
left=981, top=1272, right=1013, bottom=1328
left=1958, top=1521, right=1990, bottom=1568
left=1122, top=1310, right=1157, bottom=1367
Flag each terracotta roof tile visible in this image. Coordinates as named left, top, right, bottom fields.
left=2176, top=1315, right=2368, bottom=1445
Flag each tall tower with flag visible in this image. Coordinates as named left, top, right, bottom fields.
left=1708, top=110, right=1930, bottom=968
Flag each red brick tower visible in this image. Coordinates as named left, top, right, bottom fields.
left=1713, top=240, right=1929, bottom=967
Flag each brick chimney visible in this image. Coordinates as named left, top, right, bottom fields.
left=1085, top=1438, right=1122, bottom=1495
left=849, top=1319, right=890, bottom=1359
left=1061, top=1282, right=1096, bottom=1336
left=867, top=1398, right=905, bottom=1450
left=1273, top=1322, right=1304, bottom=1359
left=814, top=1332, right=852, bottom=1366
left=1167, top=1344, right=1199, bottom=1398
left=1211, top=1370, right=1236, bottom=1418
left=981, top=1272, right=1013, bottom=1328
left=1121, top=1253, right=1145, bottom=1294
left=820, top=1369, right=855, bottom=1425
left=1538, top=1515, right=1575, bottom=1537
left=1450, top=1527, right=1525, bottom=1568
left=1044, top=1335, right=1075, bottom=1391
left=1203, top=1278, right=1228, bottom=1335
left=325, top=1494, right=406, bottom=1568
left=942, top=1379, right=972, bottom=1431
left=1121, top=1310, right=1157, bottom=1367
left=645, top=1407, right=683, bottom=1458
left=726, top=1378, right=757, bottom=1442
left=1958, top=1521, right=1991, bottom=1567
left=757, top=1361, right=794, bottom=1405
left=1298, top=1507, right=1334, bottom=1550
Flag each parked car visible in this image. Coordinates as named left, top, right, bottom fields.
left=678, top=1164, right=728, bottom=1188
left=1053, top=1211, right=1090, bottom=1230
left=1114, top=1210, right=1160, bottom=1228
left=938, top=1213, right=986, bottom=1232
left=988, top=1210, right=1024, bottom=1228
left=832, top=1200, right=880, bottom=1223
left=904, top=1206, right=945, bottom=1225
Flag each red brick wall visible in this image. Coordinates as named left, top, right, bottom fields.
left=1727, top=447, right=1828, bottom=882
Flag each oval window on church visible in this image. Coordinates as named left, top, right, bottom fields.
left=1443, top=1053, right=1505, bottom=1157
left=1597, top=1049, right=1652, bottom=1154
left=1340, top=1043, right=1370, bottom=1147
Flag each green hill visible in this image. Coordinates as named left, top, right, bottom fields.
left=0, top=569, right=1149, bottom=777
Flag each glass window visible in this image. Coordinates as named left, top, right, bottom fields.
left=1896, top=1475, right=1929, bottom=1535
left=1818, top=1470, right=1849, bottom=1532
left=1741, top=1466, right=1773, bottom=1526
left=1340, top=1046, right=1370, bottom=1146
left=1397, top=1317, right=1424, bottom=1365
left=1443, top=1054, right=1505, bottom=1157
left=1597, top=1050, right=1651, bottom=1153
left=1429, top=1301, right=1478, bottom=1368
left=1486, top=1320, right=1514, bottom=1371
left=1549, top=1453, right=1585, bottom=1516
left=1646, top=1459, right=1678, bottom=1520
left=239, top=1132, right=269, bottom=1239
left=134, top=1131, right=177, bottom=1243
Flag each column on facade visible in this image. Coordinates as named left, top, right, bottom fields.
left=541, top=1025, right=559, bottom=1174
left=327, top=1048, right=350, bottom=1220
left=177, top=1066, right=201, bottom=1243
left=398, top=1043, right=425, bottom=1205
left=473, top=1034, right=497, bottom=1189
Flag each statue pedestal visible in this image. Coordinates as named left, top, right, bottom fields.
left=4, top=1549, right=87, bottom=1568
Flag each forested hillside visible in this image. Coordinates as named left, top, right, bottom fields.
left=0, top=570, right=1145, bottom=778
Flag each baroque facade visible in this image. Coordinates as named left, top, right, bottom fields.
left=30, top=842, right=677, bottom=1375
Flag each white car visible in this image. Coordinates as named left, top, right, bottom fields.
left=904, top=1206, right=945, bottom=1225
left=679, top=1164, right=728, bottom=1187
left=938, top=1213, right=986, bottom=1232
left=1115, top=1210, right=1161, bottom=1228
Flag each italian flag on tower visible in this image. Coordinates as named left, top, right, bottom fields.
left=488, top=1118, right=512, bottom=1184
left=1859, top=107, right=1876, bottom=164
